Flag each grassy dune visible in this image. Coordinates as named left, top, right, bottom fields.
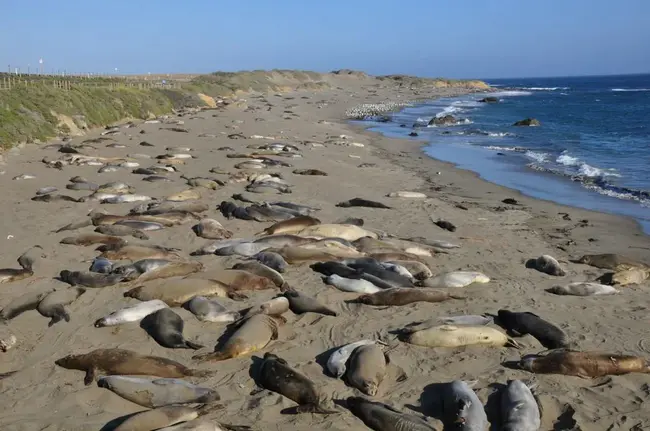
left=0, top=69, right=487, bottom=149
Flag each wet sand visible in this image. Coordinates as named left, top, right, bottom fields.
left=0, top=73, right=649, bottom=430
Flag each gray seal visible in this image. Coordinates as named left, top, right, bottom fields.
left=501, top=380, right=541, bottom=431
left=183, top=296, right=240, bottom=323
left=442, top=380, right=488, bottom=431
left=140, top=308, right=203, bottom=350
left=232, top=261, right=285, bottom=288
left=0, top=288, right=54, bottom=321
left=526, top=254, right=565, bottom=276
left=346, top=397, right=435, bottom=431
left=59, top=270, right=124, bottom=287
left=251, top=251, right=287, bottom=273
left=37, top=287, right=86, bottom=326
left=282, top=290, right=337, bottom=316
left=89, top=257, right=113, bottom=274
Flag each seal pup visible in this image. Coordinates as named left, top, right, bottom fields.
left=55, top=348, right=212, bottom=385
left=184, top=296, right=240, bottom=323
left=238, top=296, right=290, bottom=321
left=501, top=380, right=541, bottom=431
left=570, top=253, right=648, bottom=271
left=37, top=287, right=86, bottom=326
left=293, top=168, right=328, bottom=176
left=496, top=309, right=569, bottom=349
left=526, top=255, right=566, bottom=276
left=140, top=308, right=203, bottom=349
left=112, top=406, right=200, bottom=431
left=59, top=270, right=124, bottom=288
left=0, top=245, right=44, bottom=284
left=97, top=376, right=220, bottom=408
left=442, top=380, right=488, bottom=431
left=0, top=287, right=54, bottom=321
left=346, top=397, right=436, bottom=431
left=193, top=314, right=286, bottom=362
left=336, top=198, right=392, bottom=209
left=345, top=343, right=388, bottom=396
left=404, top=324, right=520, bottom=348
left=418, top=271, right=490, bottom=288
left=282, top=290, right=337, bottom=316
left=94, top=299, right=169, bottom=327
left=519, top=349, right=650, bottom=378
left=255, top=352, right=338, bottom=413
left=351, top=288, right=464, bottom=306
left=250, top=251, right=287, bottom=273
left=232, top=261, right=285, bottom=288
left=89, top=257, right=113, bottom=274
left=609, top=268, right=650, bottom=286
left=258, top=216, right=321, bottom=236
left=95, top=224, right=149, bottom=240
left=546, top=282, right=618, bottom=296
left=327, top=340, right=376, bottom=378
left=325, top=274, right=382, bottom=294
left=192, top=219, right=233, bottom=239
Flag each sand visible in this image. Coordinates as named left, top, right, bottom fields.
left=0, top=73, right=649, bottom=430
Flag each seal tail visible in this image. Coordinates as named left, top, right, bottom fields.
left=184, top=340, right=204, bottom=350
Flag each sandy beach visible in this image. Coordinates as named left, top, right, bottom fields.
left=1, top=73, right=649, bottom=430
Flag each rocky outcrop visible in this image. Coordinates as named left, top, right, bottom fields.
left=429, top=115, right=457, bottom=126
left=479, top=97, right=499, bottom=103
left=513, top=118, right=541, bottom=127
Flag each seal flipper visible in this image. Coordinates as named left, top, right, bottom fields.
left=184, top=340, right=204, bottom=350
left=47, top=305, right=70, bottom=327
left=84, top=367, right=97, bottom=385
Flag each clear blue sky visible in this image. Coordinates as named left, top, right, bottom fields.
left=2, top=0, right=648, bottom=79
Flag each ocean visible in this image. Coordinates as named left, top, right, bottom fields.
left=362, top=74, right=650, bottom=233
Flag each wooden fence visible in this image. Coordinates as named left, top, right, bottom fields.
left=0, top=75, right=182, bottom=91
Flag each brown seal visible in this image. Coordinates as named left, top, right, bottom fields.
left=570, top=253, right=648, bottom=272
left=519, top=349, right=650, bottom=378
left=345, top=343, right=388, bottom=396
left=37, top=287, right=86, bottom=326
left=55, top=348, right=213, bottom=385
left=292, top=168, right=328, bottom=176
left=59, top=233, right=127, bottom=247
left=100, top=244, right=182, bottom=261
left=232, top=261, right=286, bottom=288
left=282, top=290, right=337, bottom=316
left=95, top=224, right=149, bottom=240
left=187, top=269, right=277, bottom=293
left=258, top=216, right=321, bottom=236
left=140, top=308, right=204, bottom=350
left=124, top=278, right=241, bottom=306
left=193, top=314, right=285, bottom=362
left=132, top=261, right=204, bottom=283
left=351, top=288, right=464, bottom=306
left=192, top=218, right=233, bottom=239
left=255, top=352, right=338, bottom=414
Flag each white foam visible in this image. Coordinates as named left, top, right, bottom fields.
left=611, top=88, right=650, bottom=92
left=556, top=153, right=579, bottom=166
left=436, top=105, right=462, bottom=117
left=583, top=184, right=649, bottom=205
left=578, top=163, right=621, bottom=178
left=489, top=90, right=533, bottom=97
left=487, top=132, right=511, bottom=137
left=485, top=145, right=521, bottom=152
left=523, top=87, right=569, bottom=91
left=525, top=151, right=549, bottom=163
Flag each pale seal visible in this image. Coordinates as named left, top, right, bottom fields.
left=238, top=296, right=290, bottom=321
left=345, top=343, right=388, bottom=396
left=259, top=216, right=321, bottom=236
left=55, top=348, right=212, bottom=385
left=192, top=218, right=233, bottom=239
left=94, top=299, right=169, bottom=327
left=98, top=376, right=219, bottom=408
left=231, top=261, right=285, bottom=288
left=112, top=406, right=200, bottom=431
left=184, top=296, right=240, bottom=323
left=255, top=352, right=337, bottom=413
left=140, top=308, right=203, bottom=349
left=571, top=253, right=648, bottom=272
left=324, top=274, right=381, bottom=294
left=37, top=287, right=86, bottom=326
left=501, top=380, right=541, bottom=431
left=418, top=271, right=490, bottom=288
left=404, top=324, right=519, bottom=348
left=546, top=282, right=618, bottom=296
left=526, top=254, right=566, bottom=276
left=327, top=340, right=375, bottom=378
left=282, top=290, right=337, bottom=316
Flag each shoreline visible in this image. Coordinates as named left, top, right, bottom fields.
left=1, top=75, right=649, bottom=430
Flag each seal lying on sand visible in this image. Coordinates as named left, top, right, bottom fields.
left=336, top=198, right=392, bottom=209
left=184, top=296, right=240, bottom=323
left=232, top=261, right=285, bottom=288
left=124, top=278, right=244, bottom=306
left=519, top=349, right=650, bottom=377
left=345, top=343, right=388, bottom=396
left=546, top=282, right=618, bottom=296
left=418, top=271, right=490, bottom=288
left=37, top=287, right=86, bottom=326
left=94, top=300, right=168, bottom=327
left=193, top=314, right=285, bottom=362
left=97, top=376, right=220, bottom=408
left=0, top=288, right=54, bottom=321
left=95, top=224, right=149, bottom=239
left=255, top=352, right=337, bottom=413
left=496, top=309, right=569, bottom=349
left=571, top=253, right=648, bottom=271
left=59, top=270, right=124, bottom=288
left=526, top=255, right=566, bottom=276
left=112, top=406, right=200, bottom=431
left=346, top=397, right=436, bottom=431
left=442, top=380, right=488, bottom=431
left=0, top=246, right=44, bottom=284
left=258, top=216, right=321, bottom=236
left=327, top=340, right=377, bottom=378
left=140, top=308, right=203, bottom=350
left=192, top=218, right=233, bottom=239
left=55, top=348, right=212, bottom=385
left=404, top=324, right=520, bottom=348
left=59, top=233, right=127, bottom=247
left=282, top=290, right=337, bottom=316
left=351, top=288, right=464, bottom=306
left=501, top=380, right=541, bottom=431
left=238, top=297, right=290, bottom=321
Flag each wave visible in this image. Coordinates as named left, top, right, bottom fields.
left=490, top=90, right=533, bottom=97
left=611, top=88, right=650, bottom=92
left=523, top=87, right=570, bottom=91
left=484, top=145, right=525, bottom=152
left=524, top=150, right=549, bottom=163
left=461, top=129, right=513, bottom=137
left=556, top=152, right=621, bottom=178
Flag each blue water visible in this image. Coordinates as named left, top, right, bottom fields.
left=361, top=74, right=650, bottom=233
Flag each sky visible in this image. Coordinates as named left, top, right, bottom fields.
left=1, top=0, right=649, bottom=79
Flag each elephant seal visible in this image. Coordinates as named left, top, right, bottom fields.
left=404, top=325, right=519, bottom=348
left=59, top=270, right=124, bottom=288
left=325, top=274, right=382, bottom=294
left=193, top=314, right=285, bottom=362
left=100, top=244, right=182, bottom=261
left=609, top=268, right=650, bottom=286
left=296, top=224, right=378, bottom=241
left=346, top=397, right=435, bottom=431
left=501, top=380, right=541, bottom=431
left=125, top=279, right=240, bottom=306
left=156, top=419, right=250, bottom=430
left=55, top=348, right=212, bottom=385
left=0, top=245, right=43, bottom=284
left=232, top=261, right=285, bottom=288
left=496, top=310, right=569, bottom=349
left=112, top=406, right=200, bottom=431
left=256, top=352, right=337, bottom=413
left=547, top=282, right=618, bottom=296
left=327, top=340, right=376, bottom=378
left=98, top=376, right=219, bottom=408
left=346, top=343, right=388, bottom=396
left=128, top=261, right=204, bottom=283
left=114, top=220, right=165, bottom=231
left=184, top=296, right=240, bottom=323
left=90, top=257, right=113, bottom=274
left=167, top=189, right=202, bottom=202
left=60, top=233, right=127, bottom=247
left=238, top=296, right=290, bottom=321
left=95, top=300, right=169, bottom=327
left=345, top=261, right=414, bottom=288
left=0, top=288, right=54, bottom=321
left=571, top=253, right=648, bottom=271
left=336, top=198, right=392, bottom=209
left=282, top=290, right=337, bottom=316
left=386, top=191, right=427, bottom=198
left=351, top=288, right=464, bottom=306
left=526, top=255, right=565, bottom=276
left=438, top=315, right=493, bottom=326
left=192, top=219, right=233, bottom=240
left=418, top=271, right=490, bottom=288
left=259, top=216, right=321, bottom=236
left=442, top=380, right=488, bottom=431
left=95, top=224, right=149, bottom=240
left=140, top=308, right=203, bottom=349
left=0, top=326, right=17, bottom=352
left=293, top=168, right=328, bottom=176
left=311, top=261, right=393, bottom=289
left=37, top=287, right=86, bottom=326
left=519, top=349, right=650, bottom=378
left=187, top=269, right=277, bottom=293
left=251, top=251, right=287, bottom=273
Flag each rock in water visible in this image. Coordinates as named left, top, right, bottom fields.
left=513, top=118, right=541, bottom=126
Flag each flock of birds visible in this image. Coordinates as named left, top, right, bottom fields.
left=1, top=101, right=650, bottom=431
